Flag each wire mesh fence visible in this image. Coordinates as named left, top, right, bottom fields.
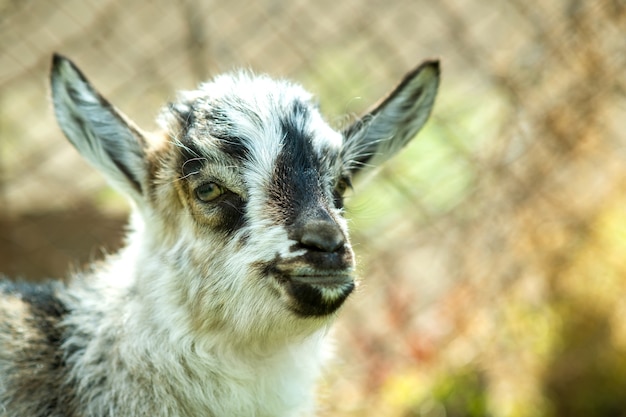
left=2, top=0, right=626, bottom=416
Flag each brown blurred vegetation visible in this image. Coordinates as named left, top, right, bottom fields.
left=2, top=0, right=626, bottom=416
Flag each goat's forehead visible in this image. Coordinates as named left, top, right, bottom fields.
left=163, top=72, right=344, bottom=179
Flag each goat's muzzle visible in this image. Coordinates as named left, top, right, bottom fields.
left=271, top=249, right=355, bottom=317
left=258, top=205, right=356, bottom=316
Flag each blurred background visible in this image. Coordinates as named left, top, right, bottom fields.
left=2, top=0, right=626, bottom=415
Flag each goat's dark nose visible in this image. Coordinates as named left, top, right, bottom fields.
left=299, top=210, right=345, bottom=252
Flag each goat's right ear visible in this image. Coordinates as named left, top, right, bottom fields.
left=50, top=53, right=148, bottom=200
left=341, top=60, right=440, bottom=175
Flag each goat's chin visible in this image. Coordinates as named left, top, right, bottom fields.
left=283, top=275, right=355, bottom=317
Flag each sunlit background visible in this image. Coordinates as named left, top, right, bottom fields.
left=2, top=1, right=626, bottom=416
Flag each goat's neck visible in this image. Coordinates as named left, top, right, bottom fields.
left=74, top=233, right=328, bottom=416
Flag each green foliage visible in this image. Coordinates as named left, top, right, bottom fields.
left=428, top=368, right=490, bottom=417
left=384, top=367, right=491, bottom=417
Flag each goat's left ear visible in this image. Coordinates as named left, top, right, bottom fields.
left=50, top=53, right=148, bottom=201
left=342, top=60, right=440, bottom=174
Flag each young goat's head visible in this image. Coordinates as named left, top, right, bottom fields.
left=50, top=55, right=439, bottom=344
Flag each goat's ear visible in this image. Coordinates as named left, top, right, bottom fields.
left=50, top=53, right=148, bottom=200
left=342, top=60, right=440, bottom=174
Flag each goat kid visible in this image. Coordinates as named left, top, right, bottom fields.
left=0, top=54, right=439, bottom=417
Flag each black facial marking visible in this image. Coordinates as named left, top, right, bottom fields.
left=202, top=106, right=247, bottom=161
left=268, top=101, right=321, bottom=225
left=289, top=280, right=355, bottom=317
left=177, top=102, right=250, bottom=163
left=178, top=136, right=206, bottom=177
left=178, top=118, right=203, bottom=153
left=181, top=157, right=206, bottom=177
left=213, top=192, right=247, bottom=235
left=285, top=282, right=325, bottom=316
left=214, top=135, right=249, bottom=162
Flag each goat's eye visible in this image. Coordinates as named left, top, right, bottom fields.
left=333, top=177, right=352, bottom=209
left=335, top=182, right=347, bottom=195
left=195, top=182, right=225, bottom=202
left=335, top=177, right=352, bottom=196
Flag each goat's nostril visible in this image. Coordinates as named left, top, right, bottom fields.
left=300, top=221, right=345, bottom=252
